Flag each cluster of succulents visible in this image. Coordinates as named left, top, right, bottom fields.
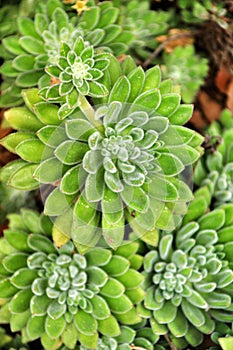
left=194, top=112, right=233, bottom=207
left=137, top=184, right=233, bottom=349
left=0, top=1, right=233, bottom=350
left=0, top=209, right=145, bottom=349
left=161, top=45, right=209, bottom=103
left=1, top=63, right=203, bottom=249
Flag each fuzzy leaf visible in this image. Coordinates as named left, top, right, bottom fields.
left=44, top=188, right=75, bottom=216
left=117, top=269, right=144, bottom=289
left=11, top=268, right=37, bottom=288
left=16, top=139, right=46, bottom=163
left=19, top=36, right=44, bottom=55
left=31, top=294, right=51, bottom=316
left=45, top=315, right=66, bottom=338
left=47, top=300, right=66, bottom=320
left=108, top=76, right=130, bottom=103
left=181, top=299, right=205, bottom=327
left=130, top=89, right=161, bottom=112
left=156, top=93, right=180, bottom=117
left=33, top=157, right=64, bottom=183
left=90, top=295, right=110, bottom=320
left=10, top=310, right=30, bottom=332
left=26, top=315, right=46, bottom=340
left=103, top=256, right=129, bottom=276
left=33, top=102, right=61, bottom=126
left=148, top=175, right=178, bottom=202
left=100, top=278, right=125, bottom=298
left=114, top=307, right=141, bottom=325
left=85, top=168, right=105, bottom=201
left=4, top=229, right=30, bottom=252
left=55, top=140, right=89, bottom=165
left=168, top=309, right=188, bottom=337
left=60, top=164, right=86, bottom=195
left=128, top=66, right=145, bottom=102
left=3, top=253, right=28, bottom=272
left=74, top=309, right=97, bottom=335
left=85, top=247, right=111, bottom=266
left=142, top=65, right=161, bottom=92
left=121, top=185, right=149, bottom=213
left=17, top=71, right=44, bottom=87
left=10, top=288, right=33, bottom=313
left=28, top=234, right=57, bottom=254
left=198, top=209, right=225, bottom=230
left=98, top=315, right=121, bottom=337
left=0, top=279, right=18, bottom=298
left=5, top=107, right=44, bottom=132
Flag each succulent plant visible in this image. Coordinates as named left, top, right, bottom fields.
left=118, top=1, right=171, bottom=61
left=0, top=209, right=144, bottom=350
left=161, top=45, right=209, bottom=103
left=138, top=185, right=233, bottom=349
left=0, top=0, right=134, bottom=108
left=194, top=126, right=233, bottom=206
left=39, top=36, right=110, bottom=119
left=1, top=62, right=203, bottom=249
left=177, top=0, right=229, bottom=28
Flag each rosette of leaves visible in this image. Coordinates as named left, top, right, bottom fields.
left=161, top=45, right=209, bottom=103
left=138, top=186, right=233, bottom=349
left=194, top=127, right=233, bottom=206
left=0, top=62, right=203, bottom=249
left=0, top=0, right=133, bottom=108
left=118, top=1, right=171, bottom=61
left=39, top=36, right=110, bottom=119
left=0, top=209, right=144, bottom=350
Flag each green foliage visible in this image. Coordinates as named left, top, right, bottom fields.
left=40, top=37, right=110, bottom=118
left=177, top=0, right=229, bottom=28
left=194, top=118, right=233, bottom=206
left=0, top=181, right=37, bottom=224
left=1, top=65, right=203, bottom=248
left=140, top=187, right=233, bottom=349
left=118, top=1, right=171, bottom=61
left=161, top=45, right=209, bottom=103
left=0, top=209, right=144, bottom=349
left=58, top=323, right=165, bottom=349
left=0, top=0, right=133, bottom=108
left=0, top=328, right=29, bottom=350
left=211, top=322, right=233, bottom=350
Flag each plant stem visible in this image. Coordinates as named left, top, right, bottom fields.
left=78, top=94, right=104, bottom=132
left=143, top=32, right=197, bottom=68
left=164, top=334, right=178, bottom=350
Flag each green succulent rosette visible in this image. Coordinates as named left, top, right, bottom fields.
left=118, top=0, right=171, bottom=61
left=1, top=63, right=203, bottom=249
left=0, top=0, right=133, bottom=108
left=161, top=45, right=209, bottom=104
left=39, top=37, right=110, bottom=119
left=138, top=186, right=233, bottom=349
left=0, top=209, right=144, bottom=350
left=194, top=125, right=233, bottom=207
